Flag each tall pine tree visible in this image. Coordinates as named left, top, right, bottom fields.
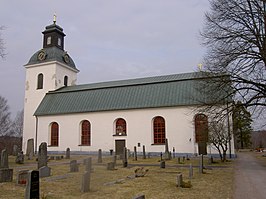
left=233, top=101, right=253, bottom=149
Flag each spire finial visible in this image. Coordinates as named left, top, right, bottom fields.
left=53, top=12, right=57, bottom=24
left=197, top=63, right=203, bottom=71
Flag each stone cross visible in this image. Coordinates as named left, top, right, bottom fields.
left=0, top=149, right=8, bottom=168
left=65, top=148, right=70, bottom=159
left=38, top=142, right=48, bottom=169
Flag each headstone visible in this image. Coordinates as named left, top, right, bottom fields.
left=0, top=149, right=8, bottom=168
left=17, top=170, right=29, bottom=185
left=66, top=148, right=70, bottom=159
left=189, top=163, right=193, bottom=179
left=164, top=138, right=171, bottom=160
left=0, top=168, right=13, bottom=183
left=135, top=167, right=149, bottom=177
left=39, top=166, right=51, bottom=178
left=81, top=171, right=91, bottom=192
left=25, top=170, right=39, bottom=199
left=98, top=149, right=102, bottom=163
left=110, top=149, right=113, bottom=156
left=84, top=157, right=92, bottom=172
left=132, top=194, right=145, bottom=199
left=112, top=155, right=117, bottom=166
left=160, top=161, right=165, bottom=168
left=16, top=151, right=24, bottom=164
left=199, top=154, right=203, bottom=174
left=173, top=147, right=175, bottom=158
left=182, top=156, right=185, bottom=163
left=70, top=160, right=79, bottom=172
left=13, top=145, right=19, bottom=156
left=50, top=156, right=55, bottom=160
left=160, top=152, right=163, bottom=161
left=177, top=157, right=181, bottom=164
left=142, top=145, right=146, bottom=159
left=38, top=142, right=47, bottom=169
left=123, top=147, right=128, bottom=167
left=26, top=139, right=34, bottom=160
left=134, top=146, right=137, bottom=161
left=107, top=162, right=115, bottom=170
left=176, top=173, right=183, bottom=187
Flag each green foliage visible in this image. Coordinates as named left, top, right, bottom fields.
left=233, top=101, right=253, bottom=149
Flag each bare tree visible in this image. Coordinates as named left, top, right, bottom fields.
left=0, top=26, right=6, bottom=59
left=10, top=110, right=23, bottom=137
left=0, top=96, right=11, bottom=136
left=209, top=119, right=231, bottom=162
left=200, top=0, right=266, bottom=114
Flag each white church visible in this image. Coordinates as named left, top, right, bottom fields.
left=22, top=20, right=235, bottom=157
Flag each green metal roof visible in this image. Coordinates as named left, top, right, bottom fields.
left=34, top=72, right=228, bottom=116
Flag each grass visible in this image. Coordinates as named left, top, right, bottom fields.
left=0, top=155, right=233, bottom=199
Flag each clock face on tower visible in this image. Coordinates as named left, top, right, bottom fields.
left=37, top=51, right=46, bottom=61
left=63, top=54, right=70, bottom=64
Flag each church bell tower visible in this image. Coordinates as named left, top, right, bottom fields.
left=22, top=17, right=79, bottom=152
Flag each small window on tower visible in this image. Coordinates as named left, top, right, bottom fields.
left=47, top=36, right=51, bottom=45
left=58, top=38, right=61, bottom=46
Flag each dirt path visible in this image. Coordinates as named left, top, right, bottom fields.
left=233, top=152, right=266, bottom=199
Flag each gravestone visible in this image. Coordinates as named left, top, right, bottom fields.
left=173, top=147, right=175, bottom=158
left=132, top=194, right=145, bottom=199
left=39, top=166, right=51, bottom=178
left=66, top=148, right=70, bottom=159
left=13, top=145, right=19, bottom=156
left=189, top=163, right=193, bottom=179
left=81, top=171, right=91, bottom=192
left=25, top=170, right=39, bottom=199
left=199, top=154, right=203, bottom=174
left=0, top=168, right=13, bottom=183
left=164, top=138, right=171, bottom=160
left=84, top=157, right=92, bottom=172
left=16, top=151, right=24, bottom=164
left=176, top=173, right=183, bottom=187
left=17, top=170, right=29, bottom=185
left=123, top=147, right=128, bottom=167
left=112, top=155, right=117, bottom=166
left=38, top=142, right=47, bottom=169
left=182, top=156, right=185, bottom=163
left=70, top=160, right=79, bottom=172
left=107, top=162, right=115, bottom=170
left=160, top=161, right=165, bottom=168
left=98, top=149, right=102, bottom=163
left=134, top=146, right=137, bottom=161
left=177, top=157, right=181, bottom=164
left=142, top=145, right=146, bottom=159
left=26, top=139, right=34, bottom=160
left=0, top=149, right=8, bottom=168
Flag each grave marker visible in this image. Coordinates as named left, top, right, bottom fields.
left=16, top=151, right=24, bottom=164
left=134, top=146, right=137, bottom=161
left=66, top=148, right=70, bottom=159
left=26, top=139, right=34, bottom=160
left=98, top=149, right=102, bottom=163
left=0, top=168, right=13, bottom=183
left=123, top=147, right=128, bottom=167
left=17, top=170, right=29, bottom=185
left=38, top=142, right=47, bottom=169
left=25, top=170, right=39, bottom=199
left=70, top=160, right=79, bottom=172
left=0, top=149, right=8, bottom=168
left=39, top=166, right=51, bottom=178
left=142, top=145, right=146, bottom=159
left=81, top=171, right=91, bottom=192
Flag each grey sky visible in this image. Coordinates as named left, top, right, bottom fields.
left=0, top=0, right=210, bottom=117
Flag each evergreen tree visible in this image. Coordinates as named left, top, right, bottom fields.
left=233, top=101, right=253, bottom=149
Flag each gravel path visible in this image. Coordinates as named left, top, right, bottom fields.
left=233, top=152, right=266, bottom=199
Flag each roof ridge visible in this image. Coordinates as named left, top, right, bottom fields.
left=50, top=71, right=203, bottom=94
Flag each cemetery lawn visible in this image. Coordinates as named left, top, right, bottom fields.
left=1, top=155, right=233, bottom=199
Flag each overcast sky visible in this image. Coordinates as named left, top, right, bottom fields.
left=1, top=0, right=210, bottom=118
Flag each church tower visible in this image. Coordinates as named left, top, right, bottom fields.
left=23, top=18, right=79, bottom=152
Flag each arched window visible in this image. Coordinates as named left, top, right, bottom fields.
left=81, top=120, right=91, bottom=145
left=115, top=118, right=127, bottom=136
left=64, top=76, right=68, bottom=86
left=153, top=116, right=165, bottom=144
left=47, top=36, right=51, bottom=45
left=37, top=73, right=43, bottom=89
left=58, top=37, right=61, bottom=46
left=195, top=114, right=208, bottom=143
left=50, top=122, right=59, bottom=146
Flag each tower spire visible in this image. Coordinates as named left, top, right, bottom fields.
left=53, top=13, right=57, bottom=24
